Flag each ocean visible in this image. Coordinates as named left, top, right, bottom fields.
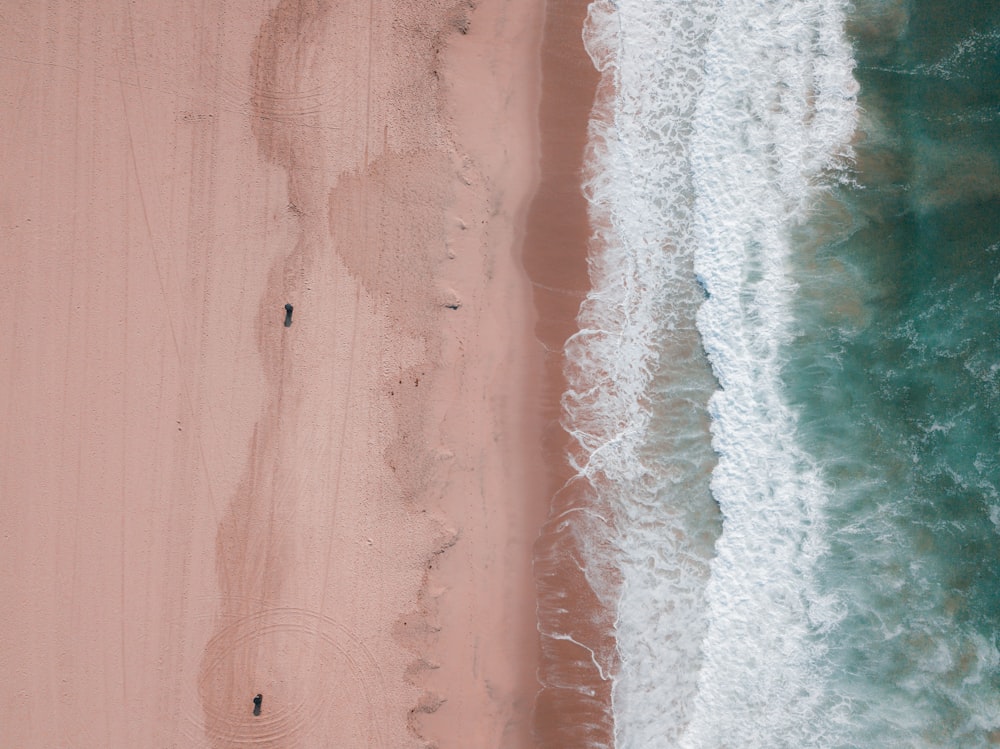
left=566, top=0, right=1000, bottom=745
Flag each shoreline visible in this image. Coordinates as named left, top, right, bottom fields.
left=522, top=0, right=615, bottom=746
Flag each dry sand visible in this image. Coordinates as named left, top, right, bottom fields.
left=0, top=0, right=578, bottom=746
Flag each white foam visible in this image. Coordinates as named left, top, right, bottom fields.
left=920, top=27, right=1000, bottom=80
left=573, top=0, right=860, bottom=746
left=573, top=0, right=728, bottom=745
left=687, top=0, right=860, bottom=744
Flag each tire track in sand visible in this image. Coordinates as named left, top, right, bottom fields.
left=191, top=608, right=386, bottom=748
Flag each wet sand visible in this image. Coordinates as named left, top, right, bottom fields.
left=0, top=0, right=564, bottom=746
left=523, top=1, right=615, bottom=747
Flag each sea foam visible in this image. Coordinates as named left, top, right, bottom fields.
left=573, top=0, right=859, bottom=746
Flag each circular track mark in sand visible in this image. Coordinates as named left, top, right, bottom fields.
left=194, top=608, right=386, bottom=748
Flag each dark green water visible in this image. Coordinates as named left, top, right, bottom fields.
left=787, top=1, right=1000, bottom=743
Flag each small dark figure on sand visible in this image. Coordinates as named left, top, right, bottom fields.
left=253, top=694, right=263, bottom=716
left=284, top=303, right=294, bottom=327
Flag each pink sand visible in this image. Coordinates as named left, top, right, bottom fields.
left=0, top=0, right=566, bottom=746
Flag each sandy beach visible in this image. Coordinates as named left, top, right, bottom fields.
left=0, top=0, right=605, bottom=745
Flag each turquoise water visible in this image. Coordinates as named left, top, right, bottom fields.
left=788, top=1, right=1000, bottom=743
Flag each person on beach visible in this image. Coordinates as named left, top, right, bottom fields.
left=284, top=303, right=293, bottom=327
left=253, top=694, right=262, bottom=716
